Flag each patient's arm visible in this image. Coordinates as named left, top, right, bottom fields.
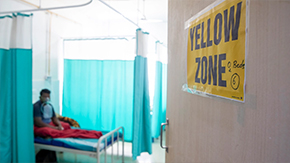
left=52, top=116, right=63, bottom=130
left=34, top=117, right=58, bottom=130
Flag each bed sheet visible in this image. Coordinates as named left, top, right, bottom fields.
left=34, top=131, right=122, bottom=152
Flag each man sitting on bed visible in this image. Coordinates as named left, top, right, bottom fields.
left=33, top=89, right=103, bottom=162
left=34, top=88, right=66, bottom=130
left=33, top=88, right=67, bottom=163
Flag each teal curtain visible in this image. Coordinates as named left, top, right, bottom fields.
left=132, top=29, right=152, bottom=160
left=0, top=14, right=35, bottom=163
left=151, top=61, right=167, bottom=138
left=62, top=59, right=134, bottom=141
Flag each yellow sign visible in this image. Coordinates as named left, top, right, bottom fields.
left=186, top=0, right=247, bottom=102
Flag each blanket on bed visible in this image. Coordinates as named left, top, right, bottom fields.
left=56, top=113, right=81, bottom=128
left=34, top=122, right=102, bottom=139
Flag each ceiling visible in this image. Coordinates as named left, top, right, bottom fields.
left=19, top=0, right=168, bottom=25
left=0, top=0, right=168, bottom=43
left=18, top=0, right=168, bottom=42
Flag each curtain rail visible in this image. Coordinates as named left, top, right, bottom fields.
left=98, top=0, right=162, bottom=43
left=0, top=0, right=93, bottom=14
left=0, top=0, right=165, bottom=46
left=62, top=35, right=136, bottom=41
left=98, top=0, right=140, bottom=29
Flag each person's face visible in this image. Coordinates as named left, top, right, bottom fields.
left=40, top=93, right=50, bottom=103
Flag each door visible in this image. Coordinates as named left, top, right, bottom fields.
left=165, top=0, right=290, bottom=162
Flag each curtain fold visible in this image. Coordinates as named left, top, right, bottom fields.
left=151, top=61, right=167, bottom=138
left=151, top=41, right=168, bottom=138
left=62, top=59, right=134, bottom=141
left=132, top=28, right=152, bottom=160
left=0, top=13, right=35, bottom=163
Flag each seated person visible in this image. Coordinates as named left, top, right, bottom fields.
left=34, top=89, right=66, bottom=130
left=33, top=88, right=65, bottom=163
left=33, top=89, right=102, bottom=162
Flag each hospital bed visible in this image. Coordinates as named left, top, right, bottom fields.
left=34, top=126, right=124, bottom=163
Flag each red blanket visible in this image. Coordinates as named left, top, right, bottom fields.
left=34, top=122, right=102, bottom=139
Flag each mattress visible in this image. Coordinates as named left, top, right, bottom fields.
left=34, top=131, right=122, bottom=152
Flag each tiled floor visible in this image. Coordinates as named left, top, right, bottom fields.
left=56, top=133, right=166, bottom=163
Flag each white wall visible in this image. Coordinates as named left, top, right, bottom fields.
left=34, top=11, right=138, bottom=114
left=0, top=0, right=167, bottom=114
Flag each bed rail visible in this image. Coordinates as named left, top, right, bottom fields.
left=34, top=126, right=124, bottom=163
left=97, top=126, right=124, bottom=163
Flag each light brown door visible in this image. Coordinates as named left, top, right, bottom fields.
left=165, top=0, right=290, bottom=162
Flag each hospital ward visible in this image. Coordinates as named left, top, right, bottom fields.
left=1, top=0, right=290, bottom=163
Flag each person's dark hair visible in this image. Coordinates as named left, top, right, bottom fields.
left=40, top=89, right=51, bottom=96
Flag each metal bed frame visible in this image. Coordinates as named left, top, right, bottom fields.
left=34, top=126, right=124, bottom=163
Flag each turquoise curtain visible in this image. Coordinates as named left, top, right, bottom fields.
left=132, top=56, right=152, bottom=159
left=62, top=59, right=134, bottom=141
left=0, top=14, right=35, bottom=163
left=132, top=29, right=152, bottom=160
left=151, top=61, right=167, bottom=138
